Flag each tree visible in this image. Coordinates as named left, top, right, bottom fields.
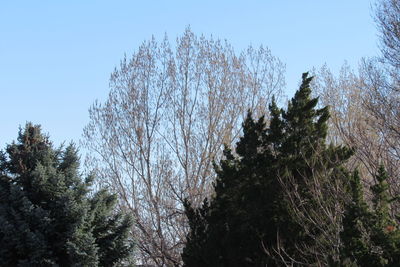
left=182, top=73, right=353, bottom=266
left=375, top=0, right=400, bottom=72
left=183, top=113, right=275, bottom=266
left=341, top=166, right=400, bottom=266
left=277, top=144, right=353, bottom=265
left=340, top=170, right=372, bottom=266
left=312, top=0, right=400, bottom=209
left=83, top=28, right=285, bottom=265
left=0, top=123, right=134, bottom=266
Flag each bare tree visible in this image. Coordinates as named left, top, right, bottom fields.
left=294, top=7, right=400, bottom=253
left=82, top=28, right=285, bottom=266
left=312, top=64, right=380, bottom=178
left=312, top=63, right=400, bottom=215
left=311, top=0, right=400, bottom=191
left=312, top=63, right=400, bottom=196
left=375, top=0, right=400, bottom=72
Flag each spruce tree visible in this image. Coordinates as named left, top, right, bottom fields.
left=0, top=123, right=134, bottom=266
left=182, top=73, right=353, bottom=266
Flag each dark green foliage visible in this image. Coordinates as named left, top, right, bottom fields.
left=182, top=198, right=211, bottom=267
left=340, top=170, right=372, bottom=265
left=182, top=73, right=353, bottom=266
left=341, top=166, right=400, bottom=266
left=0, top=123, right=134, bottom=266
left=90, top=189, right=134, bottom=266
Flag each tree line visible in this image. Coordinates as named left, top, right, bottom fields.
left=1, top=0, right=400, bottom=266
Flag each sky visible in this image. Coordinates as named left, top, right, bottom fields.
left=0, top=1, right=379, bottom=149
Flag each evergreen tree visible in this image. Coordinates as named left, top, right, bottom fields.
left=182, top=73, right=353, bottom=266
left=340, top=170, right=372, bottom=266
left=341, top=166, right=400, bottom=266
left=0, top=123, right=134, bottom=266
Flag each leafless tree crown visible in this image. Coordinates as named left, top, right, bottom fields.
left=82, top=28, right=285, bottom=266
left=375, top=0, right=400, bottom=71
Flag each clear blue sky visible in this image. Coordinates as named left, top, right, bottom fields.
left=0, top=1, right=378, bottom=149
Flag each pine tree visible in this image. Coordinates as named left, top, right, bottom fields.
left=182, top=73, right=353, bottom=266
left=0, top=123, right=134, bottom=266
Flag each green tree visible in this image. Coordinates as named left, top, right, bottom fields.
left=182, top=73, right=353, bottom=266
left=340, top=170, right=372, bottom=266
left=341, top=166, right=400, bottom=266
left=0, top=123, right=134, bottom=266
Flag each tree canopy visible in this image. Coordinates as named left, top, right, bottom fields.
left=0, top=123, right=134, bottom=266
left=182, top=73, right=353, bottom=266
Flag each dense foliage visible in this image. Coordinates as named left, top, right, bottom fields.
left=182, top=73, right=400, bottom=267
left=0, top=124, right=134, bottom=266
left=182, top=73, right=354, bottom=266
left=341, top=167, right=400, bottom=266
